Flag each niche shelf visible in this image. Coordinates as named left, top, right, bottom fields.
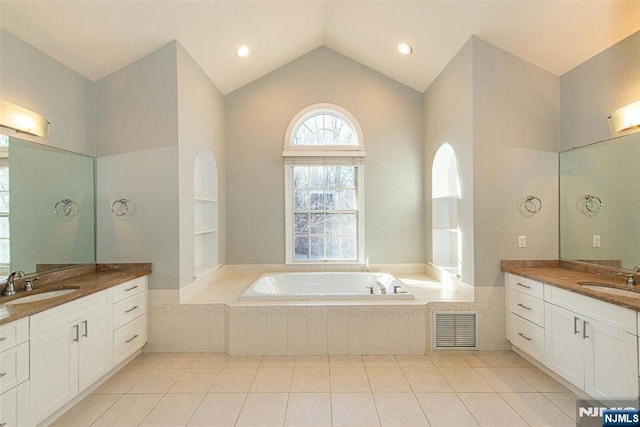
left=194, top=149, right=220, bottom=278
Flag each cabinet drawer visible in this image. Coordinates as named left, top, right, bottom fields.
left=507, top=273, right=543, bottom=299
left=0, top=342, right=28, bottom=395
left=509, top=289, right=544, bottom=327
left=0, top=381, right=29, bottom=427
left=112, top=277, right=146, bottom=303
left=545, top=284, right=636, bottom=334
left=113, top=292, right=146, bottom=330
left=114, top=315, right=146, bottom=365
left=0, top=318, right=28, bottom=352
left=510, top=314, right=544, bottom=362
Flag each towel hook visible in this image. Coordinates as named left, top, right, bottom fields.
left=54, top=199, right=75, bottom=217
left=583, top=195, right=603, bottom=213
left=111, top=198, right=131, bottom=217
left=523, top=195, right=542, bottom=214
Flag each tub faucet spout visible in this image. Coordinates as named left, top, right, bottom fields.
left=377, top=281, right=387, bottom=294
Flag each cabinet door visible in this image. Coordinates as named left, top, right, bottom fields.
left=583, top=316, right=639, bottom=404
left=544, top=303, right=584, bottom=389
left=78, top=305, right=113, bottom=392
left=30, top=322, right=79, bottom=423
left=0, top=381, right=30, bottom=427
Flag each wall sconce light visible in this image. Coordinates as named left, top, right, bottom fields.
left=0, top=100, right=49, bottom=138
left=608, top=100, right=640, bottom=135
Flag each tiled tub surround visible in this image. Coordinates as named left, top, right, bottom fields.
left=148, top=264, right=487, bottom=355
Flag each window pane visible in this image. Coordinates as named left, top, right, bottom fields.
left=326, top=236, right=340, bottom=259
left=293, top=167, right=309, bottom=189
left=295, top=236, right=309, bottom=260
left=294, top=214, right=308, bottom=235
left=294, top=191, right=309, bottom=210
left=0, top=239, right=9, bottom=263
left=325, top=167, right=340, bottom=190
left=292, top=112, right=358, bottom=146
left=340, top=237, right=357, bottom=259
left=0, top=193, right=9, bottom=213
left=340, top=214, right=356, bottom=235
left=0, top=217, right=8, bottom=239
left=309, top=213, right=325, bottom=234
left=339, top=190, right=356, bottom=210
left=325, top=214, right=339, bottom=235
left=309, top=167, right=324, bottom=189
left=340, top=167, right=355, bottom=188
left=310, top=236, right=324, bottom=259
left=310, top=193, right=324, bottom=211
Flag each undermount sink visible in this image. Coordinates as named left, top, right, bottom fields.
left=5, top=288, right=80, bottom=305
left=578, top=282, right=640, bottom=299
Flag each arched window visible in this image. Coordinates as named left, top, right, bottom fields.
left=283, top=104, right=365, bottom=263
left=432, top=144, right=461, bottom=274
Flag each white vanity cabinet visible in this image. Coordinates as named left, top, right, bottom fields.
left=111, top=276, right=147, bottom=365
left=544, top=285, right=638, bottom=404
left=505, top=273, right=545, bottom=362
left=0, top=318, right=29, bottom=427
left=29, top=291, right=113, bottom=424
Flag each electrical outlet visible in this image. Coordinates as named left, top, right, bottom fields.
left=518, top=235, right=527, bottom=248
left=592, top=235, right=601, bottom=248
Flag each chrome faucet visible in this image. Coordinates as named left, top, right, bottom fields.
left=377, top=281, right=387, bottom=294
left=4, top=270, right=25, bottom=296
left=618, top=273, right=636, bottom=287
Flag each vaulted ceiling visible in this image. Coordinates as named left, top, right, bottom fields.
left=1, top=1, right=639, bottom=94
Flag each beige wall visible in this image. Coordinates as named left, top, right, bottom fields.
left=560, top=30, right=640, bottom=150
left=0, top=30, right=95, bottom=156
left=424, top=39, right=475, bottom=284
left=225, top=47, right=425, bottom=264
left=472, top=38, right=559, bottom=286
left=425, top=37, right=559, bottom=287
left=177, top=44, right=227, bottom=286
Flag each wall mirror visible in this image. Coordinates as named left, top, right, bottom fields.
left=560, top=132, right=640, bottom=271
left=0, top=134, right=95, bottom=280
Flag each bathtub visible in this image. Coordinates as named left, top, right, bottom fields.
left=239, top=272, right=415, bottom=301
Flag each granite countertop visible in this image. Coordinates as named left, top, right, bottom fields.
left=0, top=264, right=151, bottom=325
left=502, top=260, right=640, bottom=311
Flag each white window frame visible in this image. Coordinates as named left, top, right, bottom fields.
left=283, top=104, right=365, bottom=264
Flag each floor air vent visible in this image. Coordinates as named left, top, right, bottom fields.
left=433, top=311, right=478, bottom=350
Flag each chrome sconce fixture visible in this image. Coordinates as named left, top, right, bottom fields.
left=0, top=100, right=49, bottom=138
left=609, top=100, right=640, bottom=135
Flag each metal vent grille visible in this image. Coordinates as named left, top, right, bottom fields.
left=433, top=311, right=478, bottom=349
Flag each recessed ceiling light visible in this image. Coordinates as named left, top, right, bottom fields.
left=235, top=45, right=250, bottom=58
left=398, top=42, right=413, bottom=56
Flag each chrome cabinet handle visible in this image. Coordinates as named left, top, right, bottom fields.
left=125, top=334, right=139, bottom=343
left=517, top=303, right=531, bottom=310
left=125, top=305, right=139, bottom=313
left=573, top=317, right=580, bottom=335
left=125, top=285, right=139, bottom=292
left=82, top=320, right=88, bottom=338
left=73, top=324, right=79, bottom=342
left=583, top=320, right=589, bottom=339
left=517, top=332, right=532, bottom=341
left=516, top=282, right=531, bottom=289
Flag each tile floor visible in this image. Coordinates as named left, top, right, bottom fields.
left=51, top=351, right=578, bottom=427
